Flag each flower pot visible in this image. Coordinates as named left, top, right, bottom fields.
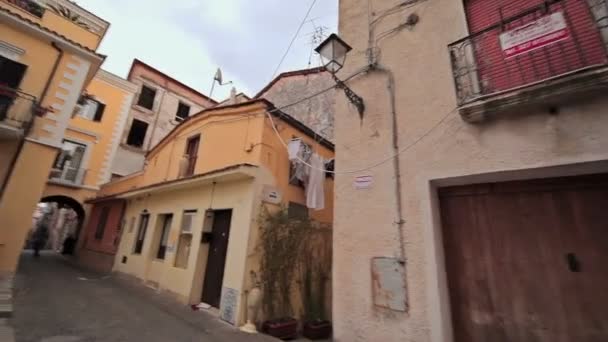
left=262, top=317, right=298, bottom=340
left=303, top=320, right=332, bottom=340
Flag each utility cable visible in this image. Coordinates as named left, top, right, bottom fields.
left=270, top=0, right=318, bottom=80
left=264, top=105, right=457, bottom=174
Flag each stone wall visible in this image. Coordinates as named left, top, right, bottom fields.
left=259, top=70, right=336, bottom=140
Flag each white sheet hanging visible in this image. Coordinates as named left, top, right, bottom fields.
left=306, top=154, right=325, bottom=210
left=287, top=139, right=301, bottom=161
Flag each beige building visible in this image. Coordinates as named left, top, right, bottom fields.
left=111, top=59, right=216, bottom=178
left=86, top=99, right=334, bottom=326
left=333, top=0, right=608, bottom=341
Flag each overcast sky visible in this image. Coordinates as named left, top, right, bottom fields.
left=77, top=0, right=338, bottom=101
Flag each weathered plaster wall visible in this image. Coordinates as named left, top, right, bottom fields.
left=112, top=178, right=258, bottom=325
left=112, top=63, right=215, bottom=176
left=259, top=71, right=336, bottom=140
left=334, top=0, right=608, bottom=341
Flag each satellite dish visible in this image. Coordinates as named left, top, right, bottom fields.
left=214, top=68, right=223, bottom=84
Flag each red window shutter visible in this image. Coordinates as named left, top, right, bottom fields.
left=464, top=0, right=607, bottom=95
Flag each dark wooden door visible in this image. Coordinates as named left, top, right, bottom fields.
left=185, top=136, right=200, bottom=176
left=201, top=210, right=232, bottom=308
left=439, top=174, right=608, bottom=342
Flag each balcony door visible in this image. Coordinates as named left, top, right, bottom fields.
left=52, top=140, right=87, bottom=184
left=185, top=135, right=200, bottom=177
left=0, top=56, right=28, bottom=120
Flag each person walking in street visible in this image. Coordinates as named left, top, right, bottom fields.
left=32, top=217, right=50, bottom=258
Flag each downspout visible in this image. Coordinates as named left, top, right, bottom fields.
left=0, top=43, right=64, bottom=199
left=366, top=0, right=406, bottom=261
left=371, top=65, right=406, bottom=262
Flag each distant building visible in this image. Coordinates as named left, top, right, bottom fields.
left=255, top=67, right=336, bottom=140
left=111, top=59, right=217, bottom=178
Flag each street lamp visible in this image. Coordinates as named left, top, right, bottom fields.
left=315, top=34, right=365, bottom=118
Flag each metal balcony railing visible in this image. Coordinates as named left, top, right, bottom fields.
left=449, top=0, right=608, bottom=105
left=49, top=167, right=87, bottom=185
left=0, top=85, right=38, bottom=130
left=6, top=0, right=46, bottom=18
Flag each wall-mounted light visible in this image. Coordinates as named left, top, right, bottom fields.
left=315, top=34, right=365, bottom=118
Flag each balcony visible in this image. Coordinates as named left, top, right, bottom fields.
left=49, top=167, right=87, bottom=186
left=0, top=85, right=37, bottom=139
left=449, top=0, right=608, bottom=122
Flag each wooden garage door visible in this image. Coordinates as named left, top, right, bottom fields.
left=439, top=174, right=608, bottom=342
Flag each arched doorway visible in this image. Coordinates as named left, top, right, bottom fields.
left=30, top=196, right=86, bottom=255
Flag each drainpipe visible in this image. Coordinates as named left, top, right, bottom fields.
left=0, top=43, right=64, bottom=199
left=371, top=64, right=406, bottom=262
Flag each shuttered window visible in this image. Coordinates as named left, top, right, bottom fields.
left=464, top=0, right=607, bottom=94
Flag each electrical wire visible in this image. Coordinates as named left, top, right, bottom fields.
left=264, top=105, right=457, bottom=174
left=270, top=0, right=318, bottom=80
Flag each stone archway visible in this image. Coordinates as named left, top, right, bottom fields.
left=37, top=196, right=86, bottom=254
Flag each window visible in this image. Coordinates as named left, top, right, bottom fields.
left=133, top=213, right=149, bottom=254
left=176, top=102, right=190, bottom=121
left=137, top=85, right=156, bottom=110
left=50, top=140, right=87, bottom=183
left=288, top=202, right=308, bottom=220
left=184, top=135, right=200, bottom=177
left=94, top=206, right=110, bottom=240
left=76, top=97, right=106, bottom=122
left=156, top=214, right=173, bottom=260
left=288, top=139, right=311, bottom=187
left=126, top=119, right=148, bottom=148
left=174, top=210, right=196, bottom=268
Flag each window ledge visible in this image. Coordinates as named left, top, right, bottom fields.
left=459, top=65, right=608, bottom=123
left=120, top=143, right=146, bottom=153
left=132, top=104, right=154, bottom=115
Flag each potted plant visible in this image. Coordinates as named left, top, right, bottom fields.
left=258, top=207, right=312, bottom=340
left=299, top=229, right=332, bottom=340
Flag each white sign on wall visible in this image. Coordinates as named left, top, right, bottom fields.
left=499, top=12, right=569, bottom=58
left=354, top=175, right=373, bottom=189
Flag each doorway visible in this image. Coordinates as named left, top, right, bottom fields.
left=439, top=174, right=608, bottom=341
left=201, top=209, right=232, bottom=308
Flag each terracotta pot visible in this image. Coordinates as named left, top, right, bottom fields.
left=262, top=317, right=298, bottom=340
left=303, top=320, right=332, bottom=340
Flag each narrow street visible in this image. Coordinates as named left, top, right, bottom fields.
left=12, top=252, right=275, bottom=342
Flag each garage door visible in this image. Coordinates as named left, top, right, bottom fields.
left=439, top=174, right=608, bottom=341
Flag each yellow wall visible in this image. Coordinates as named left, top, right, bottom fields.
left=113, top=178, right=260, bottom=321
left=102, top=102, right=335, bottom=223
left=0, top=141, right=57, bottom=272
left=144, top=105, right=266, bottom=186
left=260, top=115, right=335, bottom=223
left=0, top=2, right=108, bottom=274
left=63, top=74, right=135, bottom=188
left=0, top=1, right=104, bottom=50
left=0, top=140, right=19, bottom=188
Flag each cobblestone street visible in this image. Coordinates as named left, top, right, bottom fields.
left=12, top=252, right=276, bottom=342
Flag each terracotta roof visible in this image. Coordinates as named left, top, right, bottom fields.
left=86, top=164, right=258, bottom=203
left=147, top=98, right=333, bottom=158
left=254, top=66, right=327, bottom=99
left=0, top=6, right=105, bottom=58
left=128, top=59, right=218, bottom=105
